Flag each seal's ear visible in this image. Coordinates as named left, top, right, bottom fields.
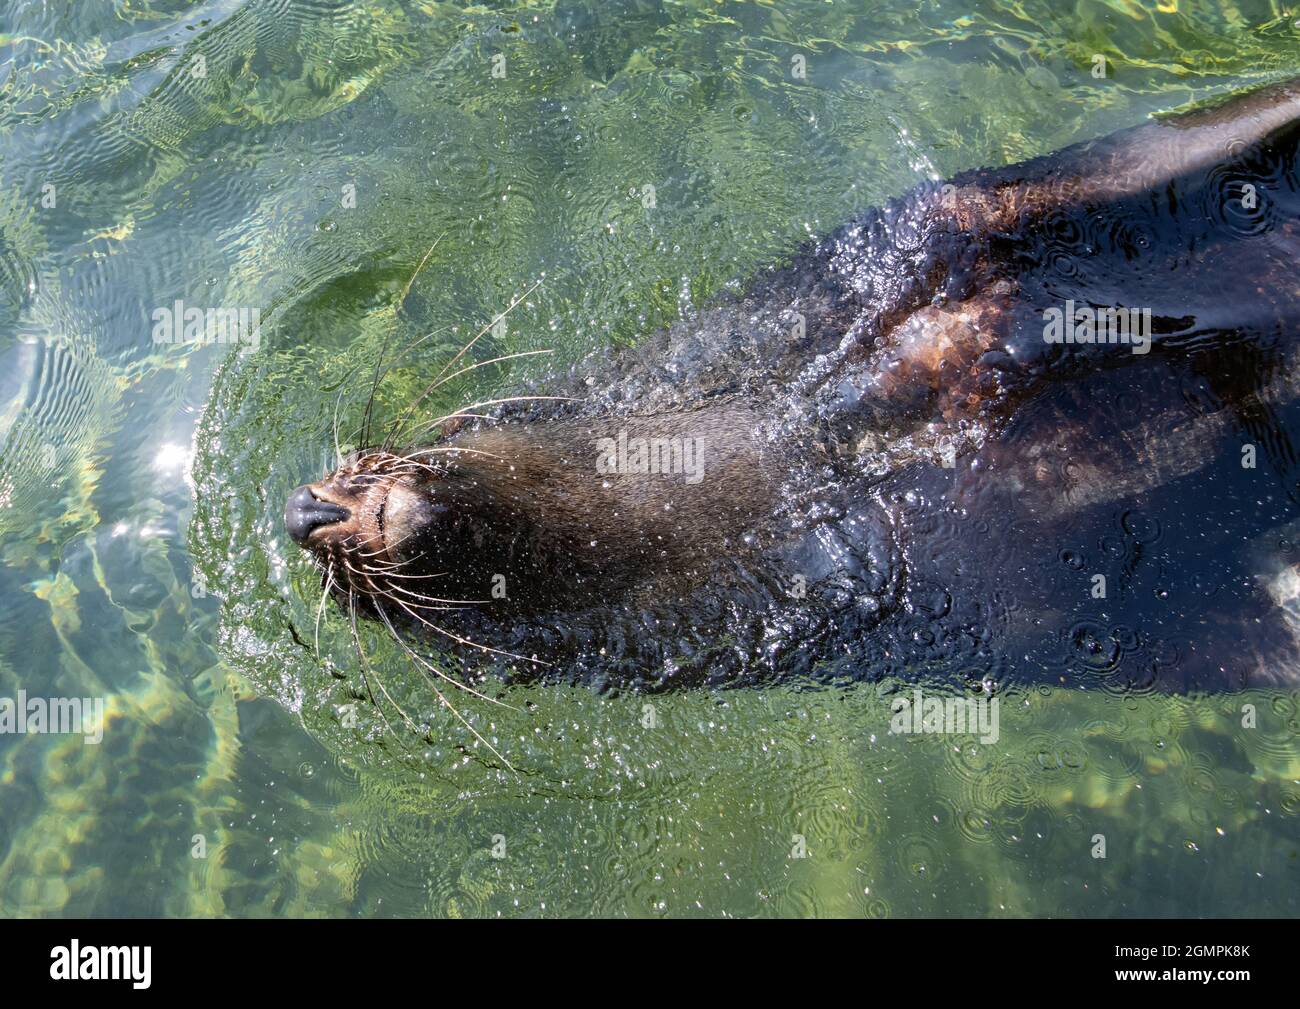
left=439, top=415, right=469, bottom=439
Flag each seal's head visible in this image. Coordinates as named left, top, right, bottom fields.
left=287, top=404, right=784, bottom=618
left=284, top=446, right=542, bottom=621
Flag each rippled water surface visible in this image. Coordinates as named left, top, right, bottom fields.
left=1, top=0, right=1299, bottom=916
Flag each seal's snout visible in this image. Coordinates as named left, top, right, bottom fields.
left=285, top=484, right=350, bottom=545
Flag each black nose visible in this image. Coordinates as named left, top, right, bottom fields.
left=285, top=484, right=350, bottom=545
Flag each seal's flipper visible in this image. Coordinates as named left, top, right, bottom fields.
left=812, top=281, right=1023, bottom=463
left=816, top=76, right=1300, bottom=458
left=948, top=75, right=1300, bottom=231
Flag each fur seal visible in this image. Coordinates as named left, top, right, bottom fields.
left=286, top=76, right=1300, bottom=695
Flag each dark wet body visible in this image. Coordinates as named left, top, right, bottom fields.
left=289, top=78, right=1300, bottom=693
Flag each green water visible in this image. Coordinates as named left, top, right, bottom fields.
left=1, top=0, right=1298, bottom=917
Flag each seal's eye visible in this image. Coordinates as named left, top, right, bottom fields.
left=284, top=484, right=350, bottom=545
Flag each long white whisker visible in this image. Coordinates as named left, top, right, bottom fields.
left=398, top=395, right=577, bottom=444
left=403, top=446, right=507, bottom=463
left=373, top=602, right=518, bottom=773
left=398, top=234, right=446, bottom=310
left=437, top=279, right=544, bottom=383
left=389, top=583, right=490, bottom=605
left=315, top=562, right=336, bottom=656
left=333, top=385, right=349, bottom=468
left=399, top=349, right=554, bottom=425
left=393, top=595, right=546, bottom=667
left=383, top=279, right=544, bottom=449
left=378, top=603, right=520, bottom=710
left=347, top=593, right=405, bottom=742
